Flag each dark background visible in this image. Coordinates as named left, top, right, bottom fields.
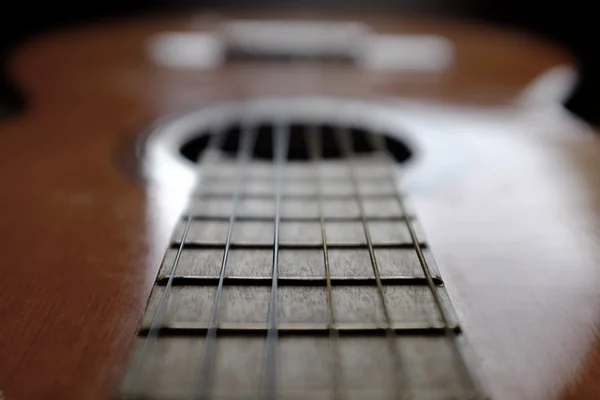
left=1, top=1, right=598, bottom=123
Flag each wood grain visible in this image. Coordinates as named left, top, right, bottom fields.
left=2, top=11, right=599, bottom=400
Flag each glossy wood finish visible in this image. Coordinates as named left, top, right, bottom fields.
left=1, top=12, right=599, bottom=400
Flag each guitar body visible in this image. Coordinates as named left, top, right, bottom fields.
left=1, top=13, right=600, bottom=400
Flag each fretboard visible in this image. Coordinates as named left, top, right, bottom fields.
left=120, top=125, right=484, bottom=399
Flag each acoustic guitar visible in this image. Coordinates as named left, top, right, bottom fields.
left=1, top=13, right=599, bottom=400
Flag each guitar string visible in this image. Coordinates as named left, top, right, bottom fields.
left=125, top=128, right=226, bottom=394
left=368, top=132, right=482, bottom=396
left=193, top=123, right=259, bottom=400
left=262, top=121, right=290, bottom=399
left=306, top=126, right=343, bottom=400
left=336, top=128, right=409, bottom=399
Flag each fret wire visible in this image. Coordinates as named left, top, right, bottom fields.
left=307, top=126, right=343, bottom=400
left=193, top=124, right=259, bottom=400
left=184, top=215, right=412, bottom=222
left=369, top=133, right=482, bottom=395
left=155, top=275, right=444, bottom=287
left=138, top=323, right=459, bottom=337
left=125, top=131, right=226, bottom=394
left=263, top=121, right=290, bottom=399
left=197, top=192, right=398, bottom=200
left=200, top=175, right=394, bottom=183
left=170, top=242, right=427, bottom=250
left=336, top=129, right=408, bottom=399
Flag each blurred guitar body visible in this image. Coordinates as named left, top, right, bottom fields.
left=1, top=12, right=600, bottom=400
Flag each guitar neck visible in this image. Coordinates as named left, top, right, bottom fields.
left=120, top=119, right=484, bottom=399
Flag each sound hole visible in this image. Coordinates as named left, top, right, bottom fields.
left=180, top=123, right=412, bottom=164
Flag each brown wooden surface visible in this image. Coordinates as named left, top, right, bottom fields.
left=1, top=12, right=599, bottom=400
